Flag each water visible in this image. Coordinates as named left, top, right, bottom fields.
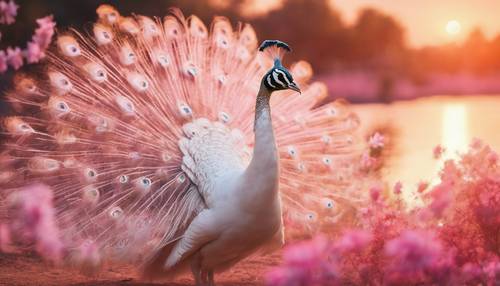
left=353, top=95, right=500, bottom=194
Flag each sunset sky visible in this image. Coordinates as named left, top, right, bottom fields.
left=332, top=0, right=500, bottom=47
left=240, top=0, right=500, bottom=47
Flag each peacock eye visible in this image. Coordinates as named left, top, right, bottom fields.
left=118, top=175, right=129, bottom=183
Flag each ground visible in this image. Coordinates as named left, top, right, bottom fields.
left=0, top=252, right=281, bottom=286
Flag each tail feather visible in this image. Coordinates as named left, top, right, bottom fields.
left=0, top=5, right=364, bottom=272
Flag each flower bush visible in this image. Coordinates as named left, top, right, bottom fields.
left=267, top=140, right=500, bottom=286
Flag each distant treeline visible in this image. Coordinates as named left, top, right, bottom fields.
left=1, top=0, right=499, bottom=92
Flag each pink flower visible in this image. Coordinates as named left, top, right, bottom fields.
left=428, top=181, right=453, bottom=217
left=368, top=132, right=385, bottom=149
left=32, top=15, right=56, bottom=50
left=369, top=186, right=381, bottom=202
left=385, top=230, right=443, bottom=274
left=417, top=181, right=428, bottom=193
left=25, top=41, right=43, bottom=63
left=0, top=0, right=18, bottom=25
left=7, top=184, right=64, bottom=262
left=433, top=145, right=445, bottom=159
left=470, top=138, right=483, bottom=150
left=0, top=50, right=7, bottom=72
left=6, top=46, right=22, bottom=69
left=334, top=229, right=372, bottom=253
left=266, top=236, right=339, bottom=286
left=393, top=181, right=403, bottom=195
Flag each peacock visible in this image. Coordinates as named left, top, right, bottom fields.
left=0, top=5, right=363, bottom=285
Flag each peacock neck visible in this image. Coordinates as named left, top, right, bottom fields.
left=243, top=82, right=279, bottom=196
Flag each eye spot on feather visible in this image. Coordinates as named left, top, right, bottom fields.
left=155, top=52, right=170, bottom=67
left=4, top=117, right=34, bottom=135
left=162, top=152, right=172, bottom=163
left=58, top=36, right=81, bottom=57
left=177, top=173, right=186, bottom=183
left=96, top=5, right=119, bottom=24
left=306, top=212, right=317, bottom=221
left=346, top=136, right=354, bottom=144
left=236, top=47, right=250, bottom=61
left=109, top=206, right=123, bottom=219
left=119, top=17, right=139, bottom=34
left=94, top=24, right=113, bottom=45
left=217, top=74, right=227, bottom=85
left=16, top=77, right=37, bottom=94
left=118, top=175, right=129, bottom=184
left=297, top=162, right=306, bottom=173
left=120, top=46, right=136, bottom=66
left=178, top=103, right=193, bottom=119
left=139, top=17, right=160, bottom=39
left=84, top=168, right=98, bottom=182
left=287, top=146, right=298, bottom=159
left=322, top=198, right=335, bottom=209
left=322, top=157, right=332, bottom=165
left=128, top=152, right=141, bottom=160
left=135, top=176, right=152, bottom=192
left=115, top=95, right=135, bottom=116
left=88, top=115, right=113, bottom=133
left=321, top=135, right=332, bottom=145
left=55, top=131, right=77, bottom=145
left=326, top=107, right=337, bottom=117
left=62, top=158, right=78, bottom=168
left=218, top=111, right=231, bottom=124
left=84, top=63, right=107, bottom=83
left=82, top=186, right=100, bottom=205
left=48, top=97, right=71, bottom=117
left=49, top=72, right=73, bottom=94
left=184, top=63, right=198, bottom=78
left=28, top=157, right=60, bottom=174
left=127, top=73, right=149, bottom=92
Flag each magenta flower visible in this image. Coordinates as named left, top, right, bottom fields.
left=32, top=15, right=55, bottom=50
left=433, top=145, right=445, bottom=159
left=25, top=41, right=43, bottom=63
left=393, top=181, right=403, bottom=195
left=6, top=46, right=22, bottom=69
left=0, top=0, right=18, bottom=25
left=417, top=181, right=428, bottom=193
left=368, top=132, right=385, bottom=149
left=7, top=184, right=64, bottom=262
left=385, top=230, right=443, bottom=274
left=369, top=186, right=381, bottom=202
left=334, top=229, right=372, bottom=253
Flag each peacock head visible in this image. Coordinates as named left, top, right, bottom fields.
left=259, top=40, right=301, bottom=94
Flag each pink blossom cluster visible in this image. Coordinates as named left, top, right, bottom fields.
left=268, top=140, right=500, bottom=285
left=0, top=0, right=17, bottom=25
left=3, top=184, right=64, bottom=263
left=0, top=0, right=55, bottom=73
left=360, top=132, right=386, bottom=171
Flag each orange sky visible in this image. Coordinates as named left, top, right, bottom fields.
left=332, top=0, right=500, bottom=47
left=239, top=0, right=500, bottom=47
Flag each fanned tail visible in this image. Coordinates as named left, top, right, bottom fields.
left=0, top=4, right=364, bottom=273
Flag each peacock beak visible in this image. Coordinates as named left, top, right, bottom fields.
left=288, top=82, right=301, bottom=94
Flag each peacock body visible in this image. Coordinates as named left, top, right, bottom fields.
left=0, top=5, right=362, bottom=285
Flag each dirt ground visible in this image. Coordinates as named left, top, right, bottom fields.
left=0, top=252, right=281, bottom=286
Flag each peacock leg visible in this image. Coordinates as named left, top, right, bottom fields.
left=190, top=254, right=202, bottom=286
left=200, top=270, right=209, bottom=285
left=207, top=270, right=215, bottom=286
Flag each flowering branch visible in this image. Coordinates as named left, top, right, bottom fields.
left=0, top=1, right=55, bottom=73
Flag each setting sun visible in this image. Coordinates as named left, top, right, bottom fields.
left=445, top=20, right=461, bottom=35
